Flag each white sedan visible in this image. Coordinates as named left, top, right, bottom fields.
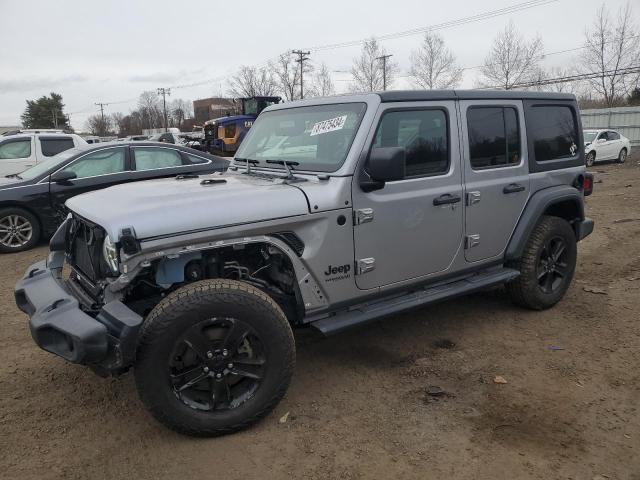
left=583, top=129, right=631, bottom=167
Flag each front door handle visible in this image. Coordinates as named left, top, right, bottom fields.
left=503, top=183, right=525, bottom=194
left=433, top=193, right=461, bottom=206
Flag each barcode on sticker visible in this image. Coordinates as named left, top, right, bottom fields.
left=310, top=115, right=347, bottom=136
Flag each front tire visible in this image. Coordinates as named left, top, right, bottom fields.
left=135, top=279, right=296, bottom=436
left=586, top=151, right=595, bottom=167
left=617, top=148, right=627, bottom=164
left=506, top=216, right=577, bottom=310
left=0, top=207, right=40, bottom=253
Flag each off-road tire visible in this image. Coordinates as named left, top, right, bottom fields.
left=506, top=216, right=577, bottom=310
left=0, top=207, right=40, bottom=253
left=134, top=279, right=295, bottom=437
left=586, top=151, right=595, bottom=167
left=617, top=148, right=627, bottom=164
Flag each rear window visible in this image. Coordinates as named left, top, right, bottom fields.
left=40, top=137, right=75, bottom=157
left=528, top=106, right=579, bottom=162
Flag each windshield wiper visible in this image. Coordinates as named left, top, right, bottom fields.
left=266, top=160, right=299, bottom=179
left=234, top=157, right=259, bottom=174
left=6, top=173, right=22, bottom=179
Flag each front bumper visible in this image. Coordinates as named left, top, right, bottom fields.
left=15, top=258, right=143, bottom=374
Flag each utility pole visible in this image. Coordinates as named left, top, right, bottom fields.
left=51, top=109, right=58, bottom=128
left=376, top=54, right=393, bottom=91
left=157, top=87, right=171, bottom=132
left=292, top=50, right=311, bottom=99
left=95, top=102, right=108, bottom=122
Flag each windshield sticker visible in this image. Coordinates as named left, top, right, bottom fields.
left=310, top=115, right=348, bottom=136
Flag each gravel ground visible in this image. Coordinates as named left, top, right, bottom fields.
left=1, top=155, right=639, bottom=480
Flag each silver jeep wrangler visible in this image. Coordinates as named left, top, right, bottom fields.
left=15, top=90, right=594, bottom=436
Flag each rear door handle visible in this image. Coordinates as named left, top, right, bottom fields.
left=433, top=193, right=461, bottom=206
left=503, top=183, right=525, bottom=194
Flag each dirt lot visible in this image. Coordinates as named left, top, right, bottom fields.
left=1, top=155, right=639, bottom=480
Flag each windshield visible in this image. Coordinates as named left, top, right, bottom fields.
left=583, top=131, right=598, bottom=142
left=235, top=103, right=367, bottom=172
left=18, top=147, right=86, bottom=180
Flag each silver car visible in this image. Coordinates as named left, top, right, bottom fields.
left=16, top=90, right=594, bottom=437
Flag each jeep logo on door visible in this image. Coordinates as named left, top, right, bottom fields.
left=324, top=264, right=351, bottom=282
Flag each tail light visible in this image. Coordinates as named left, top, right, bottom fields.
left=574, top=173, right=594, bottom=196
left=583, top=173, right=593, bottom=196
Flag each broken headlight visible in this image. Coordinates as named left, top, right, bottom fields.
left=102, top=235, right=119, bottom=274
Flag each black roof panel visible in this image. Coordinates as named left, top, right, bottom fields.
left=377, top=89, right=576, bottom=102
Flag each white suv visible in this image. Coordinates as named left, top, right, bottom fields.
left=583, top=129, right=631, bottom=166
left=0, top=132, right=87, bottom=177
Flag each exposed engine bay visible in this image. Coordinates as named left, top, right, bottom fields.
left=121, top=243, right=300, bottom=321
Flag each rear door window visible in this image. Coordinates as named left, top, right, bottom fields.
left=40, top=137, right=75, bottom=157
left=608, top=131, right=620, bottom=140
left=133, top=147, right=184, bottom=170
left=528, top=106, right=579, bottom=162
left=467, top=107, right=520, bottom=169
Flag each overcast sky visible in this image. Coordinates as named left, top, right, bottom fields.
left=0, top=0, right=635, bottom=130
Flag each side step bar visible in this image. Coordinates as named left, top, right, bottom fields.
left=311, top=267, right=520, bottom=336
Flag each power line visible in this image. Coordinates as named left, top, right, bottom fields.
left=292, top=50, right=311, bottom=99
left=305, top=0, right=557, bottom=51
left=476, top=66, right=640, bottom=90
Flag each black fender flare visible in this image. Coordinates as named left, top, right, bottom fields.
left=505, top=185, right=584, bottom=261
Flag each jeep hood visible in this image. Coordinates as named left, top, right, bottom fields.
left=65, top=172, right=310, bottom=240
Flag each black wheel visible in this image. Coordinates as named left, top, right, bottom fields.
left=506, top=216, right=577, bottom=310
left=134, top=279, right=295, bottom=437
left=0, top=207, right=40, bottom=253
left=617, top=148, right=627, bottom=164
left=586, top=151, right=595, bottom=167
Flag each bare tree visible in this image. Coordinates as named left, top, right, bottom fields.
left=409, top=32, right=463, bottom=89
left=168, top=98, right=192, bottom=129
left=308, top=63, right=335, bottom=97
left=228, top=65, right=278, bottom=97
left=580, top=2, right=640, bottom=107
left=350, top=38, right=399, bottom=92
left=138, top=91, right=162, bottom=129
left=270, top=53, right=304, bottom=100
left=110, top=112, right=125, bottom=136
left=86, top=114, right=112, bottom=136
left=479, top=22, right=543, bottom=89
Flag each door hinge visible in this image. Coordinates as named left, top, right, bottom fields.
left=466, top=191, right=481, bottom=206
left=356, top=258, right=376, bottom=275
left=354, top=208, right=374, bottom=225
left=465, top=234, right=480, bottom=249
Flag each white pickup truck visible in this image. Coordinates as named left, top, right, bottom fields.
left=0, top=132, right=87, bottom=177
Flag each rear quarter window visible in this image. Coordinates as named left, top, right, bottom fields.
left=528, top=105, right=579, bottom=162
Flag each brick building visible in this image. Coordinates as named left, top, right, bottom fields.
left=193, top=97, right=237, bottom=125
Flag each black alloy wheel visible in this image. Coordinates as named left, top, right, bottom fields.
left=169, top=317, right=266, bottom=411
left=536, top=236, right=569, bottom=295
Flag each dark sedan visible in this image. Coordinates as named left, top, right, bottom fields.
left=0, top=142, right=228, bottom=252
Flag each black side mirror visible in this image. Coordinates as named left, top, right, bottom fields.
left=361, top=147, right=405, bottom=192
left=50, top=170, right=77, bottom=184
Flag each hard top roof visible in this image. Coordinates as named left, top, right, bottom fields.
left=377, top=89, right=576, bottom=102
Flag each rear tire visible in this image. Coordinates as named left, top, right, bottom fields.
left=0, top=207, right=40, bottom=253
left=617, top=148, right=627, bottom=164
left=134, top=279, right=295, bottom=437
left=506, top=216, right=577, bottom=310
left=586, top=151, right=595, bottom=167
